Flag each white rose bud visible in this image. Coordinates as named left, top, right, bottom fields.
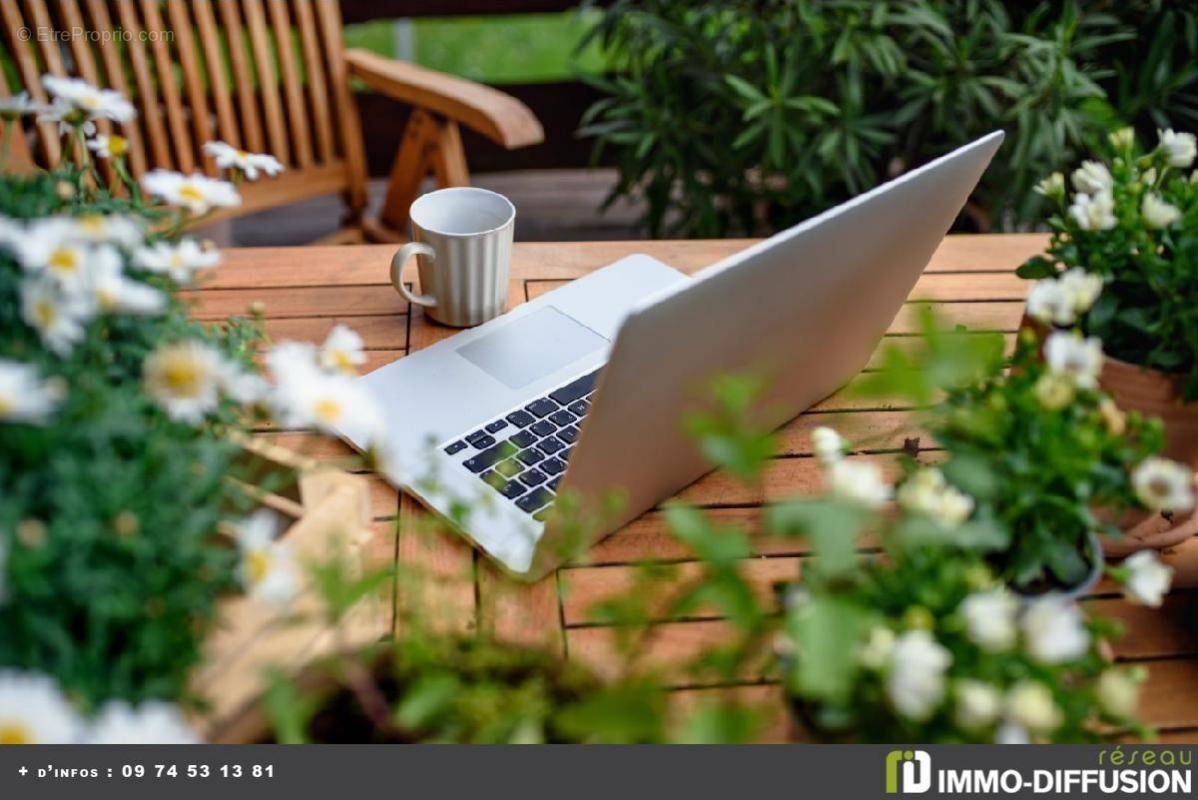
left=959, top=587, right=1018, bottom=652
left=1121, top=550, right=1173, bottom=608
left=1142, top=193, right=1181, bottom=229
left=1006, top=681, right=1062, bottom=735
left=954, top=680, right=1002, bottom=732
left=1158, top=128, right=1198, bottom=168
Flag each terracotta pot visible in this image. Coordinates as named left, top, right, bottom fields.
left=1020, top=314, right=1198, bottom=555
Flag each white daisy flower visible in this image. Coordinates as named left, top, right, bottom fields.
left=1121, top=550, right=1174, bottom=608
left=42, top=75, right=134, bottom=122
left=272, top=363, right=384, bottom=443
left=21, top=276, right=91, bottom=356
left=1131, top=457, right=1195, bottom=513
left=202, top=140, right=284, bottom=181
left=87, top=701, right=199, bottom=744
left=1158, top=128, right=1198, bottom=168
left=1096, top=668, right=1142, bottom=720
left=959, top=586, right=1019, bottom=653
left=954, top=679, right=1002, bottom=732
left=1021, top=595, right=1089, bottom=664
left=1141, top=193, right=1181, bottom=229
left=810, top=425, right=845, bottom=465
left=827, top=458, right=891, bottom=509
left=15, top=218, right=91, bottom=286
left=0, top=91, right=41, bottom=120
left=0, top=215, right=22, bottom=250
left=1068, top=190, right=1117, bottom=231
left=1057, top=268, right=1104, bottom=315
left=896, top=467, right=974, bottom=527
left=70, top=213, right=143, bottom=249
left=1026, top=278, right=1074, bottom=326
left=886, top=629, right=951, bottom=721
left=1005, top=681, right=1062, bottom=735
left=0, top=671, right=84, bottom=743
left=233, top=510, right=299, bottom=608
left=86, top=134, right=129, bottom=160
left=1044, top=331, right=1103, bottom=390
left=1071, top=160, right=1113, bottom=194
left=141, top=170, right=240, bottom=215
left=0, top=359, right=63, bottom=424
left=142, top=340, right=226, bottom=423
left=318, top=324, right=366, bottom=374
left=85, top=247, right=166, bottom=316
left=1033, top=172, right=1064, bottom=198
left=133, top=238, right=220, bottom=284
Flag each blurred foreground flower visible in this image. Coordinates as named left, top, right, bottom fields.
left=0, top=359, right=63, bottom=424
left=203, top=140, right=284, bottom=181
left=0, top=671, right=83, bottom=744
left=1020, top=596, right=1089, bottom=664
left=86, top=701, right=198, bottom=744
left=1121, top=551, right=1173, bottom=607
left=1132, top=457, right=1195, bottom=513
left=233, top=510, right=299, bottom=608
left=142, top=170, right=240, bottom=216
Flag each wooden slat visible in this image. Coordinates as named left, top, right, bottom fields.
left=191, top=0, right=239, bottom=149
left=0, top=0, right=60, bottom=163
left=266, top=0, right=312, bottom=167
left=0, top=48, right=34, bottom=170
left=84, top=0, right=148, bottom=176
left=313, top=0, right=367, bottom=210
left=140, top=0, right=194, bottom=172
left=477, top=558, right=562, bottom=650
left=291, top=0, right=334, bottom=162
left=216, top=0, right=264, bottom=153
left=117, top=0, right=172, bottom=168
left=241, top=0, right=289, bottom=164
left=26, top=0, right=65, bottom=76
left=166, top=0, right=213, bottom=171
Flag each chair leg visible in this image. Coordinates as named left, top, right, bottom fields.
left=375, top=109, right=472, bottom=235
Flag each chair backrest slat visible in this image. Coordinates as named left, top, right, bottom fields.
left=292, top=0, right=333, bottom=163
left=0, top=53, right=35, bottom=169
left=165, top=0, right=214, bottom=173
left=241, top=0, right=288, bottom=165
left=191, top=0, right=240, bottom=149
left=140, top=0, right=194, bottom=173
left=2, top=0, right=365, bottom=218
left=267, top=0, right=311, bottom=168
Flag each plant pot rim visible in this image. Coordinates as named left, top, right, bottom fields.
left=1012, top=529, right=1104, bottom=602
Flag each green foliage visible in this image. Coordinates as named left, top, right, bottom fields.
left=579, top=0, right=1198, bottom=237
left=1019, top=130, right=1198, bottom=398
left=0, top=169, right=263, bottom=709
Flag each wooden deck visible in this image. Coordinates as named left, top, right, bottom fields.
left=190, top=234, right=1198, bottom=743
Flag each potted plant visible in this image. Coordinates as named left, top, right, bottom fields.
left=769, top=435, right=1163, bottom=743
left=1019, top=127, right=1198, bottom=551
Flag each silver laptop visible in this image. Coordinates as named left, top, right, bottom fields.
left=346, top=131, right=1004, bottom=580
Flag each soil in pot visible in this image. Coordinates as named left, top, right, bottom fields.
left=998, top=529, right=1103, bottom=601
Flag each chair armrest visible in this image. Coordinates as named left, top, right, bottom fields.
left=344, top=49, right=544, bottom=149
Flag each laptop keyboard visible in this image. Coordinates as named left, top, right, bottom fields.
left=440, top=368, right=600, bottom=520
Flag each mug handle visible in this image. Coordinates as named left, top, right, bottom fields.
left=390, top=242, right=438, bottom=308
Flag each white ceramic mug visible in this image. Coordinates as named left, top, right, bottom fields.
left=390, top=187, right=515, bottom=327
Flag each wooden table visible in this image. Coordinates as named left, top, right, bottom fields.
left=192, top=235, right=1198, bottom=742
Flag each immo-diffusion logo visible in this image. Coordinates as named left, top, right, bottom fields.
left=886, top=750, right=932, bottom=794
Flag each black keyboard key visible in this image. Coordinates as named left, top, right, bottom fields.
left=506, top=409, right=535, bottom=428
left=470, top=434, right=496, bottom=450
left=443, top=440, right=467, bottom=455
left=560, top=446, right=573, bottom=461
left=465, top=429, right=489, bottom=445
left=538, top=436, right=565, bottom=455
left=516, top=487, right=554, bottom=514
left=530, top=420, right=556, bottom=437
left=549, top=370, right=601, bottom=406
left=517, top=448, right=545, bottom=466
left=485, top=419, right=508, bottom=434
left=549, top=409, right=576, bottom=427
left=568, top=400, right=589, bottom=416
left=525, top=398, right=559, bottom=418
left=557, top=425, right=579, bottom=444
left=520, top=468, right=547, bottom=486
left=547, top=477, right=561, bottom=491
left=481, top=471, right=506, bottom=490
left=494, top=459, right=523, bottom=479
left=542, top=458, right=565, bottom=476
left=499, top=480, right=526, bottom=499
left=463, top=440, right=520, bottom=473
left=508, top=430, right=537, bottom=448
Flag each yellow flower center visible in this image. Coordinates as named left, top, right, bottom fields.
left=48, top=247, right=79, bottom=274
left=162, top=359, right=204, bottom=397
left=77, top=215, right=104, bottom=235
left=169, top=253, right=186, bottom=269
left=109, top=135, right=128, bottom=156
left=313, top=398, right=342, bottom=424
left=333, top=350, right=353, bottom=372
left=1148, top=477, right=1172, bottom=499
left=0, top=721, right=33, bottom=744
left=246, top=550, right=271, bottom=585
left=34, top=300, right=56, bottom=328
left=178, top=184, right=205, bottom=204
left=96, top=287, right=116, bottom=310
left=237, top=150, right=251, bottom=160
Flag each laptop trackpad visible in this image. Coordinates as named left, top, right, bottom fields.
left=456, top=306, right=608, bottom=390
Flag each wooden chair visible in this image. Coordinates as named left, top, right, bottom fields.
left=0, top=0, right=544, bottom=242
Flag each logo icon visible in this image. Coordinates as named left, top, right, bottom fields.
left=885, top=750, right=932, bottom=794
